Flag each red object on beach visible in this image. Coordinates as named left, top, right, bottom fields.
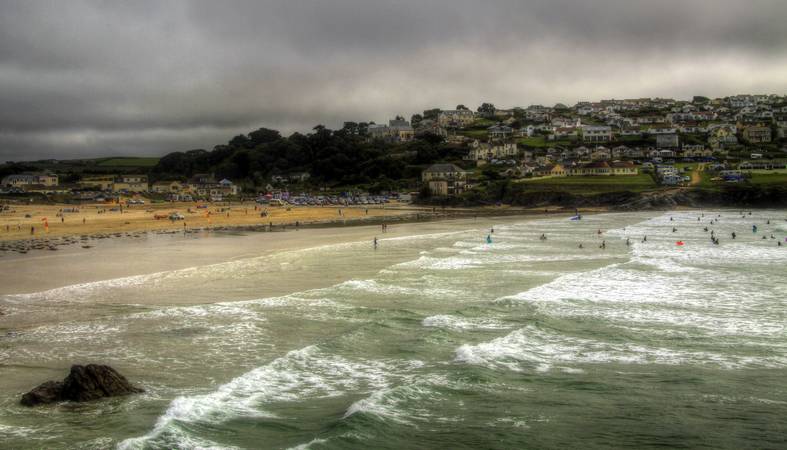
left=676, top=241, right=685, bottom=246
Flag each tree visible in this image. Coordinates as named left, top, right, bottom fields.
left=477, top=102, right=496, bottom=117
left=229, top=134, right=251, bottom=148
left=342, top=122, right=359, bottom=135
left=417, top=132, right=444, bottom=146
left=456, top=104, right=469, bottom=111
left=410, top=114, right=423, bottom=127
left=481, top=166, right=502, bottom=181
left=248, top=128, right=281, bottom=146
left=423, top=108, right=441, bottom=121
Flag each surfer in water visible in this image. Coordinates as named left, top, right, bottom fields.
left=626, top=238, right=631, bottom=247
left=486, top=234, right=492, bottom=244
left=732, top=232, right=737, bottom=239
left=600, top=240, right=606, bottom=250
left=373, top=237, right=378, bottom=249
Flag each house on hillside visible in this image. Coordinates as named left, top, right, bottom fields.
left=581, top=125, right=612, bottom=143
left=150, top=180, right=183, bottom=194
left=568, top=161, right=636, bottom=176
left=708, top=125, right=738, bottom=149
left=186, top=174, right=239, bottom=200
left=487, top=124, right=513, bottom=140
left=79, top=175, right=115, bottom=191
left=422, top=163, right=468, bottom=196
left=590, top=147, right=611, bottom=161
left=1, top=172, right=58, bottom=188
left=742, top=126, right=772, bottom=144
left=554, top=127, right=579, bottom=139
left=465, top=141, right=518, bottom=161
left=438, top=110, right=475, bottom=128
left=534, top=164, right=567, bottom=177
left=114, top=174, right=148, bottom=193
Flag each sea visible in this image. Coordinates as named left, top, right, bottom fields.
left=1, top=210, right=786, bottom=449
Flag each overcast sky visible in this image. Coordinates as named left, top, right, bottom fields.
left=1, top=0, right=786, bottom=161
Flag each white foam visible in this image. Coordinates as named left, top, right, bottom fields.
left=422, top=315, right=509, bottom=331
left=119, top=346, right=423, bottom=449
left=339, top=279, right=461, bottom=298
left=455, top=325, right=785, bottom=372
left=287, top=438, right=329, bottom=450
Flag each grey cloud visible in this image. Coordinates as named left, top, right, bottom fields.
left=1, top=0, right=786, bottom=161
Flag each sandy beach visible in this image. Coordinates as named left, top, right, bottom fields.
left=0, top=200, right=595, bottom=257
left=0, top=201, right=419, bottom=241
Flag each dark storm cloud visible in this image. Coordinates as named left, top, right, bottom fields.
left=1, top=0, right=786, bottom=161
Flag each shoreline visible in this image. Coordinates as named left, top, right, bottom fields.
left=0, top=203, right=602, bottom=256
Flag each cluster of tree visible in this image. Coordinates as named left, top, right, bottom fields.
left=0, top=162, right=38, bottom=179
left=151, top=124, right=458, bottom=190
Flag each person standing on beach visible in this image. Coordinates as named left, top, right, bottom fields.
left=30, top=226, right=34, bottom=235
left=373, top=237, right=378, bottom=249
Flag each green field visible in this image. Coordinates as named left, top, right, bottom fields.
left=518, top=174, right=658, bottom=193
left=95, top=157, right=160, bottom=167
left=517, top=136, right=548, bottom=147
left=748, top=173, right=787, bottom=185
left=458, top=130, right=488, bottom=139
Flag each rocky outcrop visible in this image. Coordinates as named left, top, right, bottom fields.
left=20, top=380, right=64, bottom=406
left=20, top=365, right=143, bottom=406
left=612, top=189, right=698, bottom=211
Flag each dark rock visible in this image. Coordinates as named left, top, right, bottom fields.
left=20, top=365, right=143, bottom=406
left=20, top=381, right=64, bottom=406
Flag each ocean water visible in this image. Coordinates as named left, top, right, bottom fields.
left=1, top=211, right=786, bottom=449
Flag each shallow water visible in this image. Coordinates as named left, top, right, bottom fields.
left=1, top=211, right=786, bottom=449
